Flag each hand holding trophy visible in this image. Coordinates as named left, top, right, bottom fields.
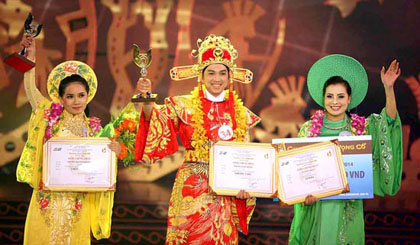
left=4, top=13, right=42, bottom=73
left=131, top=44, right=157, bottom=103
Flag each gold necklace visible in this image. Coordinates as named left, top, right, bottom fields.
left=62, top=111, right=87, bottom=136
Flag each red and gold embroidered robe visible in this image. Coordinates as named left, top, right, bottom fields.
left=133, top=94, right=260, bottom=244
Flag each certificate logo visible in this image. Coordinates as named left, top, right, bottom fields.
left=327, top=151, right=332, bottom=157
left=219, top=151, right=227, bottom=155
left=53, top=147, right=62, bottom=151
left=102, top=147, right=106, bottom=153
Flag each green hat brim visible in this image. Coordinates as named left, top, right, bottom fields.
left=307, top=54, right=368, bottom=109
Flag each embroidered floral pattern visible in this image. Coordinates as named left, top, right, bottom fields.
left=166, top=228, right=189, bottom=244
left=339, top=200, right=357, bottom=244
left=44, top=103, right=102, bottom=139
left=74, top=200, right=82, bottom=211
left=39, top=197, right=49, bottom=209
left=50, top=193, right=79, bottom=243
left=37, top=104, right=101, bottom=242
left=37, top=191, right=85, bottom=242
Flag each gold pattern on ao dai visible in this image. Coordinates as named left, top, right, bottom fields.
left=38, top=110, right=88, bottom=244
left=58, top=110, right=89, bottom=137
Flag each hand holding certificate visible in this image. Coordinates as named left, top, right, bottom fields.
left=43, top=137, right=117, bottom=191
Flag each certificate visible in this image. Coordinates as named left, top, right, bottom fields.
left=273, top=136, right=373, bottom=200
left=209, top=141, right=276, bottom=197
left=43, top=137, right=117, bottom=191
left=276, top=141, right=349, bottom=205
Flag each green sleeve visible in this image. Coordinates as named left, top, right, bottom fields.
left=96, top=123, right=115, bottom=137
left=298, top=120, right=312, bottom=138
left=289, top=120, right=316, bottom=244
left=367, top=108, right=403, bottom=196
left=96, top=102, right=140, bottom=138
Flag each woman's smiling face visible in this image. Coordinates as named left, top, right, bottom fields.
left=323, top=83, right=351, bottom=121
left=59, top=82, right=88, bottom=115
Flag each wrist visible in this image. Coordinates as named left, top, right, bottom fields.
left=383, top=84, right=394, bottom=91
left=27, top=53, right=36, bottom=62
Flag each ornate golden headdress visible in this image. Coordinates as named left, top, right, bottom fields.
left=47, top=61, right=98, bottom=103
left=170, top=34, right=253, bottom=84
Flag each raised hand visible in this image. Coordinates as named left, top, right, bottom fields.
left=381, top=59, right=401, bottom=119
left=136, top=77, right=152, bottom=95
left=134, top=77, right=154, bottom=116
left=20, top=33, right=35, bottom=61
left=381, top=59, right=401, bottom=89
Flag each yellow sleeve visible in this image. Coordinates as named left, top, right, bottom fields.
left=24, top=68, right=45, bottom=110
left=16, top=98, right=51, bottom=188
left=89, top=191, right=115, bottom=239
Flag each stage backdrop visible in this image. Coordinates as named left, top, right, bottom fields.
left=0, top=0, right=419, bottom=207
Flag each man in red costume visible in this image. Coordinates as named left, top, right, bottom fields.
left=127, top=34, right=260, bottom=244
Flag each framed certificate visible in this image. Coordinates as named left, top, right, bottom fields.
left=209, top=141, right=276, bottom=198
left=276, top=141, right=349, bottom=205
left=42, top=137, right=117, bottom=192
left=273, top=136, right=373, bottom=200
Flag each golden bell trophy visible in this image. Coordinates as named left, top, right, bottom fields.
left=131, top=44, right=157, bottom=103
left=4, top=13, right=42, bottom=73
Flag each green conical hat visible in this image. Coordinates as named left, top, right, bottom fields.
left=307, top=54, right=368, bottom=109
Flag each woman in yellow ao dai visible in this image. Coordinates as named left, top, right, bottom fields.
left=16, top=34, right=119, bottom=245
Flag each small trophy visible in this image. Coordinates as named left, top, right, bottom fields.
left=4, top=13, right=42, bottom=73
left=131, top=44, right=157, bottom=103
